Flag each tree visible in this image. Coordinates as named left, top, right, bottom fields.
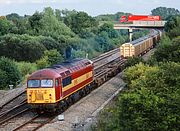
left=165, top=15, right=180, bottom=39
left=96, top=62, right=180, bottom=131
left=0, top=69, right=8, bottom=89
left=39, top=7, right=75, bottom=40
left=0, top=57, right=21, bottom=88
left=95, top=31, right=115, bottom=52
left=98, top=23, right=119, bottom=38
left=6, top=13, right=22, bottom=21
left=16, top=62, right=37, bottom=78
left=151, top=7, right=180, bottom=20
left=118, top=88, right=167, bottom=131
left=28, top=11, right=43, bottom=34
left=64, top=11, right=98, bottom=37
left=36, top=49, right=63, bottom=69
left=0, top=18, right=15, bottom=35
left=22, top=39, right=46, bottom=62
left=153, top=36, right=180, bottom=62
left=125, top=57, right=144, bottom=67
left=39, top=36, right=59, bottom=50
left=0, top=34, right=46, bottom=62
left=55, top=9, right=63, bottom=21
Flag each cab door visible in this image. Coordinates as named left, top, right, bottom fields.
left=55, top=78, right=62, bottom=101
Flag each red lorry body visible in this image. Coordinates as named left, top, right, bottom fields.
left=120, top=15, right=161, bottom=23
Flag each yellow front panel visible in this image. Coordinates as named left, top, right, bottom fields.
left=27, top=88, right=56, bottom=104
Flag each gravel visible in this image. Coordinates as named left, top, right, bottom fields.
left=0, top=85, right=26, bottom=108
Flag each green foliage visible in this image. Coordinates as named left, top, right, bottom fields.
left=151, top=7, right=180, bottom=20
left=133, top=29, right=149, bottom=40
left=121, top=63, right=180, bottom=130
left=39, top=36, right=59, bottom=50
left=118, top=88, right=165, bottom=131
left=36, top=56, right=49, bottom=69
left=28, top=11, right=43, bottom=34
left=0, top=34, right=46, bottom=62
left=6, top=13, right=22, bottom=21
left=125, top=57, right=144, bottom=67
left=99, top=23, right=119, bottom=38
left=39, top=7, right=75, bottom=39
left=64, top=11, right=98, bottom=38
left=97, top=62, right=180, bottom=131
left=95, top=31, right=115, bottom=52
left=23, top=39, right=46, bottom=62
left=72, top=49, right=87, bottom=58
left=0, top=57, right=21, bottom=89
left=6, top=13, right=27, bottom=34
left=16, top=62, right=37, bottom=77
left=36, top=49, right=63, bottom=69
left=153, top=36, right=180, bottom=62
left=0, top=69, right=8, bottom=89
left=165, top=15, right=180, bottom=39
left=0, top=18, right=16, bottom=35
left=123, top=63, right=159, bottom=87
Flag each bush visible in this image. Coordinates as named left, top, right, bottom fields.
left=16, top=62, right=37, bottom=77
left=0, top=34, right=46, bottom=62
left=36, top=49, right=64, bottom=69
left=153, top=36, right=180, bottom=62
left=125, top=57, right=144, bottom=67
left=0, top=69, right=8, bottom=89
left=96, top=62, right=180, bottom=131
left=0, top=57, right=21, bottom=89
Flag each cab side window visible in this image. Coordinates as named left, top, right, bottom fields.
left=62, top=76, right=72, bottom=87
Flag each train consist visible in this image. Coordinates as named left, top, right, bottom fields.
left=120, top=15, right=161, bottom=23
left=120, top=30, right=161, bottom=57
left=26, top=30, right=161, bottom=112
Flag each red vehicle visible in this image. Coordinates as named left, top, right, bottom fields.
left=120, top=15, right=161, bottom=23
left=27, top=58, right=93, bottom=112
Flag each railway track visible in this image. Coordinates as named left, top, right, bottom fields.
left=0, top=91, right=26, bottom=110
left=13, top=114, right=55, bottom=131
left=0, top=91, right=28, bottom=125
left=92, top=48, right=119, bottom=63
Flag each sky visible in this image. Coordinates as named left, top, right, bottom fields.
left=0, top=0, right=179, bottom=16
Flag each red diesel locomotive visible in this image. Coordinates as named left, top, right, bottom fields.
left=27, top=58, right=93, bottom=112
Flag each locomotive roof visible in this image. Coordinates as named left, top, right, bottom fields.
left=28, top=58, right=92, bottom=79
left=28, top=68, right=62, bottom=79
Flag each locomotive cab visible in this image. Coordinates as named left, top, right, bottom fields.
left=26, top=68, right=67, bottom=110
